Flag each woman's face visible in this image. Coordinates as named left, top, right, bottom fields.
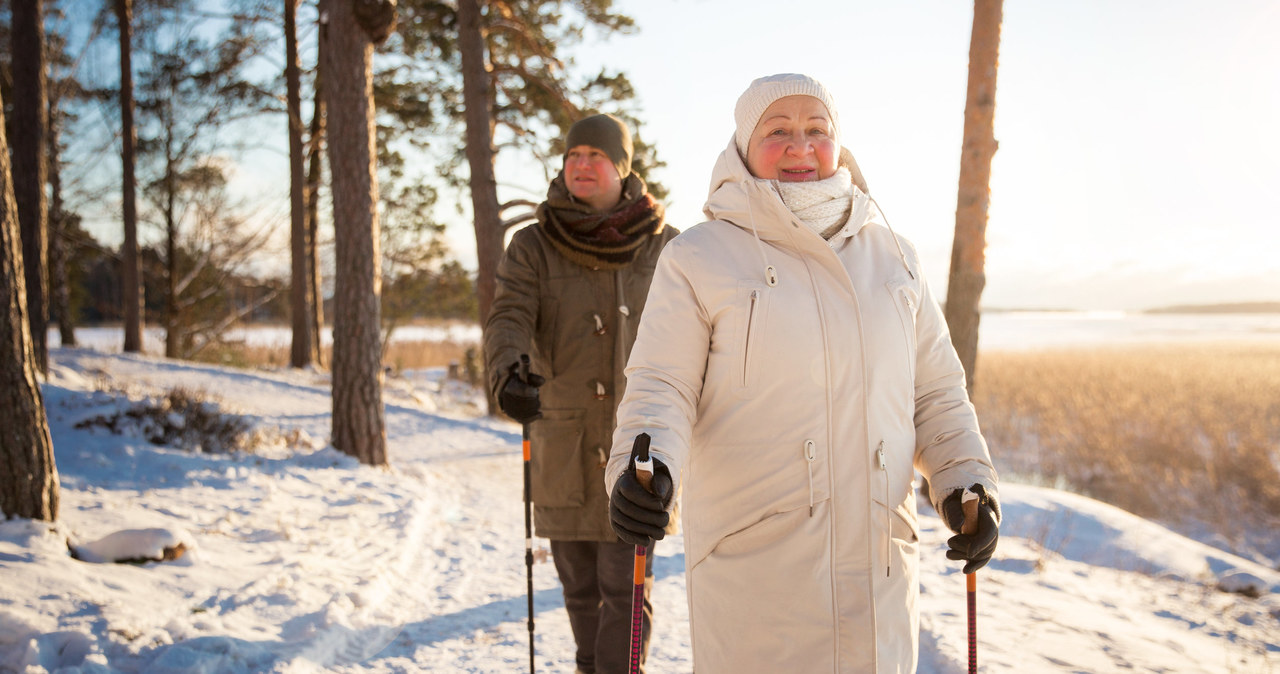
left=745, top=95, right=839, bottom=182
left=564, top=145, right=624, bottom=211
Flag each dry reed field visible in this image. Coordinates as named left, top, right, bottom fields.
left=195, top=339, right=473, bottom=374
left=973, top=341, right=1280, bottom=556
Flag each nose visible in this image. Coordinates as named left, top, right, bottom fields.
left=785, top=132, right=812, bottom=155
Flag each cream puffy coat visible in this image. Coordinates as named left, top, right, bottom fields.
left=604, top=138, right=999, bottom=673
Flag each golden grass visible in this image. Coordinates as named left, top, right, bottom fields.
left=193, top=339, right=474, bottom=373
left=973, top=342, right=1280, bottom=543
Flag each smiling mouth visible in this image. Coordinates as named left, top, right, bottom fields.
left=780, top=168, right=816, bottom=181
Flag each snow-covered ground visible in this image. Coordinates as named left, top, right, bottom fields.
left=2, top=347, right=1278, bottom=673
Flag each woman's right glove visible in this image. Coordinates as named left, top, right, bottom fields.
left=609, top=457, right=673, bottom=547
left=498, top=361, right=545, bottom=424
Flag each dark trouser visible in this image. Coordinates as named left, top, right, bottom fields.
left=550, top=539, right=655, bottom=674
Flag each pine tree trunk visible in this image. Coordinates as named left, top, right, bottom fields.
left=306, top=16, right=327, bottom=368
left=286, top=0, right=313, bottom=369
left=0, top=103, right=59, bottom=522
left=322, top=0, right=386, bottom=466
left=11, top=0, right=49, bottom=375
left=47, top=91, right=75, bottom=348
left=458, top=0, right=503, bottom=415
left=163, top=123, right=180, bottom=359
left=945, top=0, right=1003, bottom=398
left=117, top=0, right=144, bottom=354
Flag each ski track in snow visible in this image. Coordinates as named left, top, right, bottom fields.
left=0, top=347, right=1277, bottom=673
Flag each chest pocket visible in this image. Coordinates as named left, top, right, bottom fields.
left=734, top=281, right=771, bottom=396
left=885, top=279, right=920, bottom=375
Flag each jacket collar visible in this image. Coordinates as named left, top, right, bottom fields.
left=702, top=136, right=874, bottom=244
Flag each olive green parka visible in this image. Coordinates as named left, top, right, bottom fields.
left=485, top=209, right=678, bottom=541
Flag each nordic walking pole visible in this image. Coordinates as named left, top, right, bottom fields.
left=961, top=489, right=980, bottom=674
left=627, top=433, right=654, bottom=674
left=519, top=354, right=536, bottom=673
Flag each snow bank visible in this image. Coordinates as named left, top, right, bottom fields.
left=1, top=348, right=1276, bottom=673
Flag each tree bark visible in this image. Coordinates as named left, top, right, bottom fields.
left=162, top=110, right=180, bottom=359
left=457, top=0, right=501, bottom=329
left=322, top=0, right=387, bottom=466
left=945, top=0, right=1003, bottom=398
left=286, top=0, right=314, bottom=369
left=0, top=103, right=59, bottom=522
left=47, top=87, right=75, bottom=348
left=117, top=0, right=144, bottom=353
left=11, top=0, right=49, bottom=375
left=306, top=14, right=327, bottom=367
left=457, top=0, right=503, bottom=415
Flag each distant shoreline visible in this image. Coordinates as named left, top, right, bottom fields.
left=976, top=301, right=1280, bottom=315
left=1141, top=301, right=1280, bottom=315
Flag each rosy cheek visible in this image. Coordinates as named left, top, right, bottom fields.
left=817, top=143, right=839, bottom=178
left=749, top=145, right=784, bottom=176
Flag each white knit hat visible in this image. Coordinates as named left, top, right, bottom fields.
left=734, top=73, right=840, bottom=158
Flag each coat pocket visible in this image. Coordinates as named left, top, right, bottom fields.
left=529, top=408, right=586, bottom=507
left=734, top=281, right=770, bottom=394
left=886, top=279, right=920, bottom=374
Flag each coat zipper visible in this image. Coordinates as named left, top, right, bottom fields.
left=894, top=286, right=917, bottom=373
left=804, top=439, right=817, bottom=517
left=743, top=289, right=760, bottom=387
left=878, top=440, right=890, bottom=578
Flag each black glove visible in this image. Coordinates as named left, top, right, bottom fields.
left=942, top=483, right=999, bottom=574
left=610, top=457, right=673, bottom=547
left=498, top=361, right=545, bottom=424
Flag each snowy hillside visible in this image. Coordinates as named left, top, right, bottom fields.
left=1, top=348, right=1277, bottom=673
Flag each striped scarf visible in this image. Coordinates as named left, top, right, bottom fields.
left=537, top=173, right=666, bottom=270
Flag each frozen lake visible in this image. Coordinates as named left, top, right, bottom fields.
left=975, top=310, right=1280, bottom=350
left=47, top=311, right=1280, bottom=354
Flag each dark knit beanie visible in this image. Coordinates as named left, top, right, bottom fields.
left=564, top=114, right=633, bottom=180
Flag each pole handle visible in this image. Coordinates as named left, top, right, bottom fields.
left=630, top=433, right=654, bottom=493
left=960, top=489, right=980, bottom=536
left=518, top=353, right=531, bottom=384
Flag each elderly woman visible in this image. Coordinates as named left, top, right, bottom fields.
left=604, top=74, right=1000, bottom=673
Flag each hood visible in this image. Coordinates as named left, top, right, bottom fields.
left=702, top=135, right=871, bottom=242
left=701, top=135, right=914, bottom=286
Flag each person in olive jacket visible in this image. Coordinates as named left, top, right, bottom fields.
left=483, top=113, right=678, bottom=674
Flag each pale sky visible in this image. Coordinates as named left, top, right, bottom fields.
left=66, top=0, right=1280, bottom=312
left=475, top=0, right=1280, bottom=311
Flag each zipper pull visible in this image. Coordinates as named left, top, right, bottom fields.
left=804, top=440, right=817, bottom=517
left=878, top=440, right=889, bottom=577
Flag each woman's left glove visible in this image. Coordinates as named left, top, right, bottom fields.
left=609, top=458, right=673, bottom=547
left=942, top=484, right=1000, bottom=574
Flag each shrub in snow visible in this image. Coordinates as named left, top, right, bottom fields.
left=74, top=388, right=251, bottom=453
left=1216, top=570, right=1268, bottom=599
